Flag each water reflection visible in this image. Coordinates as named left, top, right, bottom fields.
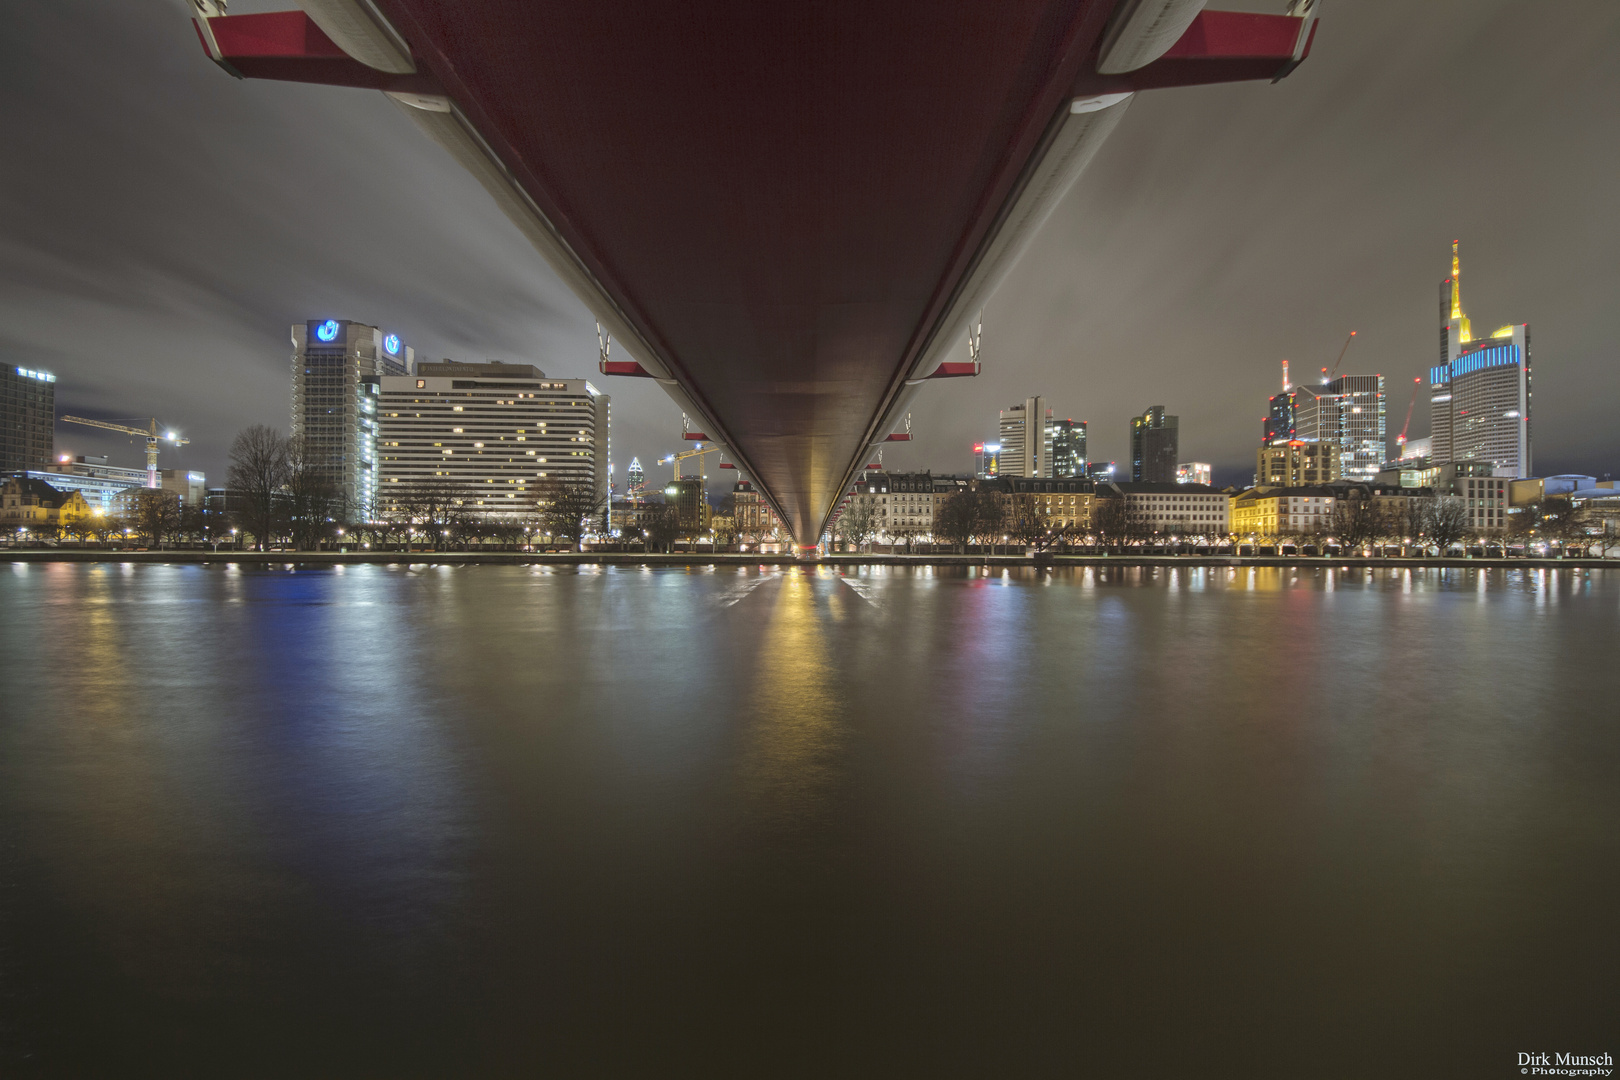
left=0, top=563, right=1615, bottom=1077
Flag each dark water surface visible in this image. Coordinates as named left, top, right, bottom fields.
left=1, top=562, right=1615, bottom=1077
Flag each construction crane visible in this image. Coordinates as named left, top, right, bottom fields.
left=61, top=417, right=188, bottom=488
left=660, top=443, right=722, bottom=479
left=1321, top=330, right=1357, bottom=382
left=1395, top=377, right=1423, bottom=453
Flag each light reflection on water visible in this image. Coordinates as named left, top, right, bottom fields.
left=0, top=563, right=1616, bottom=1077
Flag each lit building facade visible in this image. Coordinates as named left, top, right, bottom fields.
left=1429, top=243, right=1531, bottom=477
left=973, top=441, right=1001, bottom=479
left=3, top=365, right=56, bottom=475
left=664, top=475, right=708, bottom=535
left=731, top=479, right=785, bottom=539
left=627, top=456, right=645, bottom=497
left=1263, top=362, right=1386, bottom=483
left=1129, top=406, right=1179, bottom=483
left=1230, top=486, right=1336, bottom=537
left=24, top=455, right=145, bottom=512
left=292, top=320, right=413, bottom=513
left=378, top=361, right=609, bottom=522
left=1256, top=440, right=1339, bottom=487
left=1176, top=462, right=1212, bottom=486
left=1114, top=481, right=1227, bottom=533
left=843, top=470, right=936, bottom=539
left=981, top=475, right=1096, bottom=532
left=1050, top=418, right=1087, bottom=478
left=2, top=477, right=92, bottom=532
left=998, top=397, right=1052, bottom=478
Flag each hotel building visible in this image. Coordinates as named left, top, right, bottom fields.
left=378, top=361, right=609, bottom=521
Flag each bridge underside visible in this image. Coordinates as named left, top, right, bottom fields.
left=192, top=0, right=1315, bottom=545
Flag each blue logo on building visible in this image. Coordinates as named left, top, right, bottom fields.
left=315, top=319, right=340, bottom=342
left=384, top=333, right=400, bottom=354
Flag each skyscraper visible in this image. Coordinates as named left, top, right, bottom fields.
left=627, top=456, right=645, bottom=497
left=1429, top=243, right=1532, bottom=477
left=1261, top=360, right=1385, bottom=483
left=1049, top=418, right=1087, bottom=478
left=2, top=365, right=55, bottom=475
left=1130, top=405, right=1179, bottom=483
left=998, top=397, right=1052, bottom=477
left=291, top=320, right=413, bottom=513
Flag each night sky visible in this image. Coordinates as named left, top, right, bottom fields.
left=4, top=1, right=1617, bottom=489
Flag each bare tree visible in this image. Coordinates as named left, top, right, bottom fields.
left=283, top=436, right=339, bottom=550
left=1091, top=494, right=1130, bottom=551
left=126, top=489, right=184, bottom=549
left=933, top=491, right=974, bottom=554
left=1004, top=493, right=1053, bottom=551
left=537, top=479, right=605, bottom=551
left=227, top=425, right=290, bottom=550
left=1523, top=495, right=1587, bottom=546
left=1424, top=496, right=1471, bottom=553
left=643, top=503, right=681, bottom=553
left=836, top=498, right=879, bottom=553
left=1328, top=494, right=1379, bottom=551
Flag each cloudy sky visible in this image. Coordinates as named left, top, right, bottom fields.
left=4, top=1, right=1617, bottom=488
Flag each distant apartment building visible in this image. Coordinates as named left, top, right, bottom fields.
left=1256, top=440, right=1339, bottom=487
left=998, top=397, right=1052, bottom=477
left=291, top=319, right=414, bottom=512
left=1430, top=242, right=1531, bottom=477
left=1439, top=462, right=1508, bottom=534
left=1, top=477, right=92, bottom=531
left=1176, top=462, right=1211, bottom=486
left=378, top=361, right=609, bottom=522
left=3, top=365, right=56, bottom=475
left=1129, top=406, right=1179, bottom=483
left=1113, top=481, right=1227, bottom=534
left=981, top=475, right=1096, bottom=532
left=1230, top=486, right=1337, bottom=537
left=845, top=469, right=936, bottom=538
left=731, top=479, right=785, bottom=538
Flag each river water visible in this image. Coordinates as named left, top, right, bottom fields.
left=1, top=562, right=1615, bottom=1077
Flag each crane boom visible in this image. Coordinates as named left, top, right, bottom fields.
left=61, top=416, right=189, bottom=488
left=1396, top=377, right=1422, bottom=451
left=1327, top=330, right=1357, bottom=380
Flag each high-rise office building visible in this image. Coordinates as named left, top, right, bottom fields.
left=973, top=441, right=1002, bottom=480
left=378, top=361, right=609, bottom=522
left=291, top=320, right=413, bottom=512
left=1176, top=462, right=1212, bottom=486
left=1050, top=418, right=1087, bottom=478
left=998, top=397, right=1052, bottom=477
left=3, top=365, right=56, bottom=475
left=1129, top=405, right=1179, bottom=483
left=1318, top=374, right=1386, bottom=481
left=1429, top=243, right=1532, bottom=477
left=1261, top=359, right=1386, bottom=482
left=627, top=456, right=645, bottom=497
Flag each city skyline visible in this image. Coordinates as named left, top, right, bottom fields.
left=2, top=2, right=1617, bottom=500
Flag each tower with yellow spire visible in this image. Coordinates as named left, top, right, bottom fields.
left=1429, top=241, right=1532, bottom=478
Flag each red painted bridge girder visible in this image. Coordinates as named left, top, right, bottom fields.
left=193, top=1, right=1316, bottom=545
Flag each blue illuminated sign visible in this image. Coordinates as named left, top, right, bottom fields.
left=384, top=333, right=401, bottom=354
left=315, top=319, right=339, bottom=342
